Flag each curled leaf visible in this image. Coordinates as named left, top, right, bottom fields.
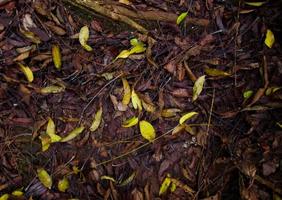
left=58, top=177, right=70, bottom=192
left=18, top=63, right=34, bottom=82
left=37, top=168, right=52, bottom=189
left=90, top=107, right=103, bottom=132
left=46, top=118, right=61, bottom=142
left=79, top=25, right=92, bottom=51
left=179, top=112, right=198, bottom=125
left=131, top=89, right=142, bottom=111
left=39, top=133, right=51, bottom=152
left=101, top=176, right=117, bottom=183
left=161, top=108, right=181, bottom=118
left=40, top=85, right=65, bottom=94
left=139, top=120, right=156, bottom=142
left=122, top=116, right=139, bottom=128
left=61, top=126, right=85, bottom=142
left=204, top=68, right=231, bottom=77
left=265, top=29, right=275, bottom=48
left=192, top=75, right=205, bottom=101
left=52, top=45, right=62, bottom=69
left=122, top=78, right=131, bottom=105
left=159, top=176, right=171, bottom=195
left=176, top=12, right=188, bottom=25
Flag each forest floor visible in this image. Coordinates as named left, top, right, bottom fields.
left=0, top=0, right=282, bottom=199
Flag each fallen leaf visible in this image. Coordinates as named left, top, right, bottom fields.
left=265, top=29, right=275, bottom=48
left=122, top=78, right=131, bottom=105
left=52, top=44, right=62, bottom=69
left=277, top=122, right=282, bottom=129
left=243, top=90, right=253, bottom=100
left=122, top=116, right=139, bottom=128
left=170, top=183, right=177, bottom=192
left=245, top=1, right=266, bottom=6
left=90, top=107, right=103, bottom=132
left=192, top=75, right=205, bottom=101
left=79, top=25, right=92, bottom=51
left=39, top=133, right=51, bottom=151
left=0, top=194, right=9, bottom=200
left=118, top=172, right=136, bottom=186
left=139, top=120, right=156, bottom=142
left=18, top=63, right=34, bottom=82
left=129, top=45, right=146, bottom=54
left=159, top=176, right=171, bottom=195
left=11, top=190, right=23, bottom=197
left=131, top=89, right=142, bottom=111
left=172, top=124, right=185, bottom=135
left=37, top=168, right=52, bottom=189
left=61, top=126, right=85, bottom=142
left=265, top=87, right=281, bottom=96
left=161, top=108, right=181, bottom=118
left=141, top=100, right=156, bottom=113
left=46, top=118, right=61, bottom=142
left=119, top=0, right=131, bottom=5
left=177, top=12, right=188, bottom=25
left=101, top=175, right=117, bottom=183
left=204, top=68, right=231, bottom=77
left=179, top=112, right=198, bottom=125
left=13, top=51, right=30, bottom=62
left=58, top=177, right=70, bottom=192
left=115, top=49, right=131, bottom=60
left=40, top=85, right=65, bottom=94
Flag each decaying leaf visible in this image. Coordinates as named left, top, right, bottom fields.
left=46, top=118, right=61, bottom=142
left=264, top=29, right=275, bottom=48
left=39, top=133, right=51, bottom=151
left=40, top=85, right=65, bottom=94
left=192, top=75, right=205, bottom=101
left=245, top=1, right=266, bottom=6
left=179, top=112, right=198, bottom=125
left=122, top=78, right=131, bottom=105
left=60, top=126, right=85, bottom=142
left=139, top=120, right=156, bottom=142
left=90, top=107, right=103, bottom=132
left=37, top=168, right=52, bottom=189
left=18, top=63, right=34, bottom=82
left=52, top=44, right=62, bottom=69
left=122, top=116, right=139, bottom=128
left=131, top=89, right=142, bottom=111
left=118, top=172, right=136, bottom=187
left=243, top=90, right=253, bottom=100
left=141, top=100, right=156, bottom=113
left=204, top=68, right=231, bottom=77
left=161, top=108, right=181, bottom=118
left=0, top=194, right=9, bottom=200
left=177, top=12, right=188, bottom=25
left=159, top=175, right=171, bottom=195
left=79, top=25, right=92, bottom=51
left=101, top=175, right=117, bottom=183
left=58, top=177, right=70, bottom=192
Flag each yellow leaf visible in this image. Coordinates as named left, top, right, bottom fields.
left=52, top=45, right=62, bottom=69
left=0, top=194, right=9, bottom=200
left=58, top=177, right=70, bottom=192
left=139, top=120, right=156, bottom=142
left=245, top=1, right=266, bottom=6
left=79, top=25, right=92, bottom=51
left=119, top=0, right=131, bottom=5
left=170, top=183, right=177, bottom=192
left=265, top=29, right=275, bottom=48
left=131, top=89, right=142, bottom=111
left=141, top=100, right=156, bottom=113
left=159, top=176, right=171, bottom=195
left=122, top=116, right=139, bottom=128
left=161, top=108, right=181, bottom=118
left=243, top=90, right=253, bottom=99
left=101, top=175, right=117, bottom=183
left=115, top=49, right=132, bottom=60
left=172, top=124, right=185, bottom=135
left=72, top=166, right=80, bottom=174
left=129, top=45, right=146, bottom=54
left=12, top=190, right=24, bottom=197
left=204, top=68, right=231, bottom=77
left=179, top=112, right=198, bottom=125
left=90, top=107, right=103, bottom=132
left=46, top=118, right=61, bottom=142
left=122, top=78, right=131, bottom=105
left=39, top=133, right=51, bottom=152
left=265, top=87, right=281, bottom=96
left=18, top=63, right=34, bottom=82
left=60, top=126, right=85, bottom=142
left=37, top=168, right=52, bottom=189
left=130, top=38, right=140, bottom=46
left=40, top=85, right=65, bottom=94
left=277, top=122, right=282, bottom=129
left=192, top=75, right=205, bottom=101
left=118, top=172, right=136, bottom=186
left=176, top=12, right=188, bottom=25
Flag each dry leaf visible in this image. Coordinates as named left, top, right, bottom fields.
left=39, top=133, right=51, bottom=151
left=192, top=75, right=205, bottom=101
left=265, top=29, right=275, bottom=48
left=204, top=68, right=230, bottom=77
left=58, top=177, right=69, bottom=192
left=46, top=118, right=61, bottom=142
left=52, top=44, right=62, bottom=69
left=139, top=120, right=156, bottom=142
left=60, top=126, right=85, bottom=142
left=118, top=172, right=136, bottom=186
left=131, top=89, right=142, bottom=111
left=90, top=107, right=103, bottom=132
left=141, top=100, right=156, bottom=113
left=161, top=108, right=181, bottom=118
left=40, top=85, right=65, bottom=94
left=179, top=112, right=198, bottom=125
left=122, top=116, right=139, bottom=128
left=177, top=12, right=188, bottom=25
left=18, top=63, right=34, bottom=82
left=122, top=78, right=131, bottom=105
left=79, top=25, right=92, bottom=51
left=37, top=168, right=52, bottom=189
left=13, top=51, right=30, bottom=62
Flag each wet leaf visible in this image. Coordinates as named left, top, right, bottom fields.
left=58, top=177, right=70, bottom=192
left=18, top=63, right=34, bottom=82
left=122, top=78, right=131, bottom=105
left=52, top=44, right=62, bottom=69
left=161, top=108, right=181, bottom=118
left=159, top=176, right=171, bottom=195
left=179, top=112, right=198, bottom=125
left=131, top=89, right=142, bottom=111
left=122, top=116, right=139, bottom=128
left=245, top=1, right=266, bottom=6
left=243, top=90, right=253, bottom=100
left=0, top=194, right=9, bottom=200
left=37, top=168, right=52, bottom=189
left=192, top=75, right=205, bottom=101
left=118, top=172, right=136, bottom=186
left=39, top=133, right=51, bottom=152
left=40, top=85, right=65, bottom=94
left=12, top=189, right=23, bottom=197
left=46, top=118, right=61, bottom=142
left=61, top=126, right=85, bottom=142
left=139, top=120, right=156, bottom=142
left=265, top=29, right=275, bottom=48
left=90, top=107, right=103, bottom=132
left=204, top=68, right=231, bottom=77
left=176, top=12, right=188, bottom=25
left=101, top=175, right=116, bottom=183
left=79, top=25, right=92, bottom=51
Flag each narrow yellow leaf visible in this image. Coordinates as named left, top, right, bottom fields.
left=46, top=118, right=61, bottom=142
left=204, top=68, right=231, bottom=77
left=39, top=133, right=51, bottom=152
left=170, top=183, right=177, bottom=192
left=265, top=29, right=275, bottom=48
left=265, top=87, right=281, bottom=96
left=131, top=89, right=142, bottom=111
left=245, top=1, right=266, bottom=6
left=277, top=122, right=282, bottom=129
left=0, top=194, right=9, bottom=200
left=101, top=175, right=117, bottom=183
left=141, top=100, right=156, bottom=113
left=90, top=107, right=103, bottom=132
left=122, top=116, right=138, bottom=128
left=60, top=126, right=85, bottom=142
left=172, top=124, right=185, bottom=135
left=122, top=78, right=131, bottom=105
left=37, top=168, right=52, bottom=189
left=118, top=172, right=136, bottom=187
left=40, top=85, right=65, bottom=94
left=18, top=63, right=34, bottom=82
left=115, top=49, right=131, bottom=60
left=79, top=25, right=92, bottom=51
left=129, top=45, right=146, bottom=54
left=176, top=12, right=188, bottom=25
left=58, top=177, right=70, bottom=192
left=72, top=166, right=80, bottom=174
left=161, top=108, right=181, bottom=118
left=192, top=75, right=205, bottom=101
left=179, top=112, right=198, bottom=125
left=12, top=190, right=23, bottom=197
left=52, top=45, right=62, bottom=69
left=159, top=176, right=171, bottom=195
left=139, top=120, right=156, bottom=142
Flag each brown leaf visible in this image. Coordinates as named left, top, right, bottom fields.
left=164, top=61, right=176, bottom=74
left=171, top=88, right=191, bottom=97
